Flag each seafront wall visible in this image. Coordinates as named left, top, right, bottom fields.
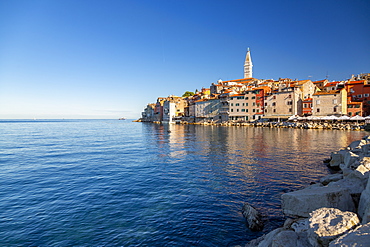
left=241, top=136, right=370, bottom=247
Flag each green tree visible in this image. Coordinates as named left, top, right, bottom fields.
left=182, top=91, right=195, bottom=97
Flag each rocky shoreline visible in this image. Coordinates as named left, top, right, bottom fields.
left=179, top=120, right=366, bottom=131
left=240, top=136, right=370, bottom=247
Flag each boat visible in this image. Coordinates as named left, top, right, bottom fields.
left=118, top=117, right=126, bottom=120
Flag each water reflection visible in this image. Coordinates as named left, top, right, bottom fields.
left=141, top=123, right=366, bottom=244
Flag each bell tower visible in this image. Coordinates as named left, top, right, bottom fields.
left=244, top=48, right=253, bottom=78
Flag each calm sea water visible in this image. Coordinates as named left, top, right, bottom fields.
left=0, top=119, right=366, bottom=246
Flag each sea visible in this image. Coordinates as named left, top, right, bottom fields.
left=0, top=119, right=367, bottom=246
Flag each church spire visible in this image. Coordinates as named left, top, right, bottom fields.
left=244, top=48, right=253, bottom=78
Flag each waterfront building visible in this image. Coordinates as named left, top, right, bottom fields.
left=244, top=48, right=253, bottom=78
left=229, top=88, right=265, bottom=121
left=194, top=98, right=221, bottom=123
left=264, top=80, right=316, bottom=120
left=345, top=79, right=370, bottom=116
left=154, top=97, right=167, bottom=122
left=302, top=98, right=313, bottom=116
left=312, top=88, right=347, bottom=116
left=141, top=103, right=156, bottom=122
left=162, top=96, right=186, bottom=123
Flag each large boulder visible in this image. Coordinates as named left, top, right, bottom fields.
left=281, top=184, right=356, bottom=218
left=242, top=203, right=264, bottom=231
left=329, top=150, right=348, bottom=168
left=319, top=174, right=343, bottom=186
left=308, top=208, right=360, bottom=247
left=348, top=139, right=367, bottom=152
left=358, top=176, right=370, bottom=224
left=341, top=151, right=360, bottom=172
left=329, top=222, right=370, bottom=246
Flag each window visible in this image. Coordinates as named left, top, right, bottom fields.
left=333, top=99, right=338, bottom=104
left=242, top=103, right=245, bottom=106
left=252, top=96, right=256, bottom=99
left=316, top=100, right=320, bottom=105
left=358, top=94, right=363, bottom=98
left=246, top=109, right=248, bottom=112
left=231, top=103, right=233, bottom=106
left=365, top=94, right=370, bottom=97
left=237, top=109, right=239, bottom=112
left=253, top=102, right=256, bottom=106
left=304, top=104, right=307, bottom=108
left=265, top=103, right=267, bottom=106
left=289, top=108, right=292, bottom=112
left=355, top=105, right=360, bottom=108
left=317, top=108, right=320, bottom=113
left=236, top=103, right=240, bottom=106
left=272, top=102, right=276, bottom=106
left=333, top=107, right=337, bottom=112
left=246, top=103, right=248, bottom=106
left=231, top=109, right=233, bottom=112
left=265, top=109, right=268, bottom=113
left=253, top=109, right=255, bottom=112
left=273, top=109, right=276, bottom=113
left=242, top=109, right=245, bottom=112
left=287, top=101, right=292, bottom=105
left=348, top=105, right=353, bottom=108
left=245, top=97, right=249, bottom=100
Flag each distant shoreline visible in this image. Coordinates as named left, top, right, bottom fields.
left=136, top=119, right=367, bottom=131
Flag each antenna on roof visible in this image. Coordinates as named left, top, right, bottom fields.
left=325, top=71, right=329, bottom=80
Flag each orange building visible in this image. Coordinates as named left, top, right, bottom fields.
left=345, top=80, right=370, bottom=116
left=303, top=98, right=313, bottom=116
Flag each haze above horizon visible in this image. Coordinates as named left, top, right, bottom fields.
left=1, top=0, right=369, bottom=119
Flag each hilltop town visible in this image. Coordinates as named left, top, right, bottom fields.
left=141, top=50, right=370, bottom=124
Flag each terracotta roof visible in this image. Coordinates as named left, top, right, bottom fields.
left=324, top=81, right=340, bottom=87
left=313, top=90, right=341, bottom=96
left=346, top=80, right=366, bottom=85
left=313, top=79, right=327, bottom=84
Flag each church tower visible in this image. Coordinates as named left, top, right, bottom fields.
left=244, top=48, right=253, bottom=78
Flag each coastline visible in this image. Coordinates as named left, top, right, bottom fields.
left=136, top=119, right=367, bottom=131
left=240, top=136, right=370, bottom=246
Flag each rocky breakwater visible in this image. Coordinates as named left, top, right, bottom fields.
left=243, top=136, right=370, bottom=247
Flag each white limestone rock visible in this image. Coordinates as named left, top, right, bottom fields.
left=319, top=174, right=343, bottom=186
left=358, top=176, right=370, bottom=224
left=253, top=228, right=283, bottom=247
left=329, top=150, right=348, bottom=168
left=271, top=230, right=299, bottom=247
left=361, top=144, right=370, bottom=154
left=329, top=222, right=370, bottom=247
left=308, top=208, right=360, bottom=247
left=341, top=151, right=360, bottom=171
left=348, top=139, right=367, bottom=152
left=281, top=184, right=356, bottom=218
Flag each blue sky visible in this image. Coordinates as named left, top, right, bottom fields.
left=1, top=0, right=369, bottom=119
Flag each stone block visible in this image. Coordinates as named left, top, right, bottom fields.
left=281, top=184, right=355, bottom=218
left=308, top=208, right=360, bottom=247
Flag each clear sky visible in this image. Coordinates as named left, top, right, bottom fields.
left=1, top=0, right=369, bottom=119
